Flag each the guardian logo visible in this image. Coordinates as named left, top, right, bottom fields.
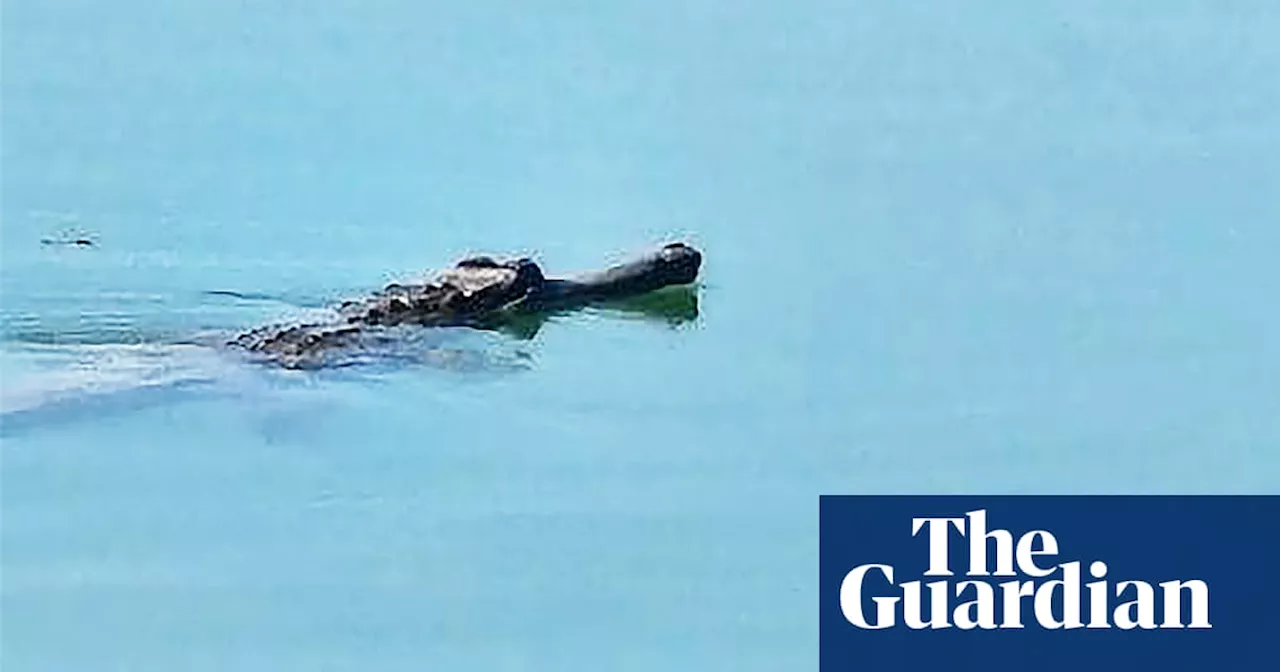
left=821, top=496, right=1278, bottom=671
left=840, top=509, right=1211, bottom=631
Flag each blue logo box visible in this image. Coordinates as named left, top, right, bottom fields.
left=819, top=496, right=1279, bottom=670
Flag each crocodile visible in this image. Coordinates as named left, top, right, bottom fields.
left=231, top=242, right=702, bottom=368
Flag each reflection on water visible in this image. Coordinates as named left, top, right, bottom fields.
left=486, top=284, right=701, bottom=339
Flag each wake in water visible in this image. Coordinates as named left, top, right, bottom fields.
left=0, top=342, right=236, bottom=435
left=0, top=280, right=697, bottom=435
left=0, top=330, right=534, bottom=437
left=0, top=343, right=226, bottom=415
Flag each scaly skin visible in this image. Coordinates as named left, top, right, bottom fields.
left=231, top=243, right=702, bottom=368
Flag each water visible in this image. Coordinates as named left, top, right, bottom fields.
left=3, top=1, right=1278, bottom=669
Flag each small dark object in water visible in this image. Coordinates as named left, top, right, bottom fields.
left=232, top=243, right=702, bottom=368
left=41, top=236, right=95, bottom=247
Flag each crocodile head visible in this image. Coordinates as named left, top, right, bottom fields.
left=652, top=243, right=703, bottom=286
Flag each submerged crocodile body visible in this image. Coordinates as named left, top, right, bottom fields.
left=231, top=243, right=702, bottom=368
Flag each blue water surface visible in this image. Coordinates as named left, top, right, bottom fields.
left=3, top=1, right=1278, bottom=670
